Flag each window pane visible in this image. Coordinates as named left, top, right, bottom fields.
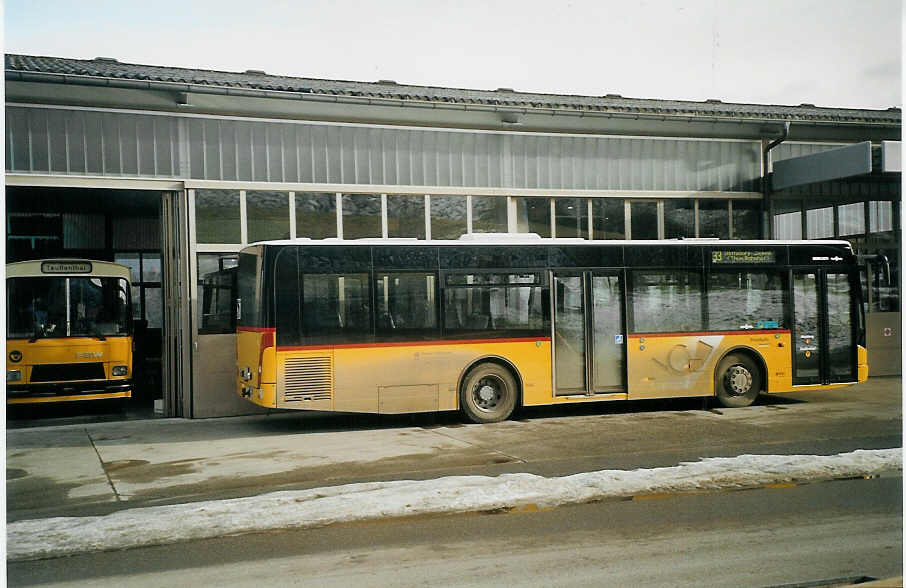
left=68, top=278, right=130, bottom=337
left=699, top=200, right=729, bottom=239
left=142, top=254, right=162, bottom=282
left=664, top=199, right=694, bottom=239
left=302, top=273, right=371, bottom=340
left=198, top=253, right=239, bottom=335
left=376, top=273, right=437, bottom=337
left=7, top=277, right=66, bottom=338
left=387, top=195, right=426, bottom=239
left=827, top=273, right=855, bottom=382
left=431, top=195, right=468, bottom=239
left=631, top=271, right=703, bottom=333
left=869, top=201, right=893, bottom=233
left=837, top=202, right=865, bottom=236
left=114, top=253, right=141, bottom=283
left=554, top=198, right=584, bottom=238
left=591, top=199, right=625, bottom=239
left=145, top=286, right=163, bottom=328
left=707, top=271, right=787, bottom=331
left=806, top=206, right=834, bottom=239
left=295, top=192, right=337, bottom=239
left=274, top=249, right=301, bottom=346
left=630, top=201, right=658, bottom=239
left=195, top=189, right=241, bottom=244
left=444, top=285, right=545, bottom=335
left=773, top=200, right=802, bottom=239
left=247, top=191, right=290, bottom=242
left=731, top=200, right=761, bottom=240
left=472, top=196, right=508, bottom=233
left=342, top=194, right=381, bottom=239
left=514, top=196, right=551, bottom=237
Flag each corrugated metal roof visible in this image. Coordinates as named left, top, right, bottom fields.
left=5, top=54, right=901, bottom=125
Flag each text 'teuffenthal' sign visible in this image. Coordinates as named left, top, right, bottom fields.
left=711, top=250, right=775, bottom=264
left=41, top=261, right=93, bottom=274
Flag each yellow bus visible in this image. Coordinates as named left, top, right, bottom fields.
left=6, top=259, right=133, bottom=404
left=236, top=238, right=867, bottom=423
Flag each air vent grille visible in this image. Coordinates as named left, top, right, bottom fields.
left=283, top=356, right=333, bottom=402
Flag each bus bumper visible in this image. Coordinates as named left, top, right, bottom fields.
left=7, top=380, right=132, bottom=404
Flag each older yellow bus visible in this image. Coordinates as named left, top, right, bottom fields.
left=236, top=238, right=867, bottom=423
left=6, top=259, right=133, bottom=404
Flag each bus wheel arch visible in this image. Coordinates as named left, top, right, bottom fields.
left=458, top=357, right=522, bottom=423
left=713, top=348, right=765, bottom=408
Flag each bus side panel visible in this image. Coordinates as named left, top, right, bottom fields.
left=273, top=340, right=552, bottom=414
left=626, top=332, right=792, bottom=399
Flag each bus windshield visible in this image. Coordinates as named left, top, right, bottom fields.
left=7, top=276, right=131, bottom=339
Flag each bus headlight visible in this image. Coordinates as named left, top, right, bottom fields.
left=112, top=365, right=129, bottom=376
left=7, top=370, right=22, bottom=382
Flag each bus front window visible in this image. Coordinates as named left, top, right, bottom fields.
left=8, top=277, right=66, bottom=339
left=7, top=277, right=129, bottom=339
left=69, top=278, right=130, bottom=338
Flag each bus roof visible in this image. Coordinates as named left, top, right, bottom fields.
left=6, top=259, right=131, bottom=280
left=242, top=237, right=855, bottom=249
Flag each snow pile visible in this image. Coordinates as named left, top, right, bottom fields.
left=8, top=448, right=900, bottom=561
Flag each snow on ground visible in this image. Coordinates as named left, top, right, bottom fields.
left=8, top=448, right=901, bottom=561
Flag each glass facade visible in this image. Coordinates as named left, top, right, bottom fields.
left=472, top=196, right=507, bottom=233
left=195, top=189, right=241, bottom=244
left=430, top=195, right=468, bottom=240
left=554, top=198, right=584, bottom=238
left=295, top=192, right=337, bottom=239
left=342, top=194, right=381, bottom=239
left=699, top=200, right=729, bottom=239
left=630, top=202, right=658, bottom=239
left=663, top=199, right=694, bottom=239
left=591, top=200, right=625, bottom=239
left=514, top=196, right=551, bottom=237
left=246, top=191, right=290, bottom=242
left=387, top=195, right=426, bottom=239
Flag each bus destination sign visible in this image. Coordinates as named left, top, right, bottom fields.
left=41, top=261, right=93, bottom=274
left=711, top=250, right=775, bottom=264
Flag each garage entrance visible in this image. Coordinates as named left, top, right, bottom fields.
left=6, top=186, right=182, bottom=423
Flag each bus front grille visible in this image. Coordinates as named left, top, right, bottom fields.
left=283, top=356, right=333, bottom=402
left=31, top=363, right=106, bottom=383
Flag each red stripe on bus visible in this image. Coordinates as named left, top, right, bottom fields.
left=276, top=337, right=551, bottom=352
left=628, top=329, right=791, bottom=338
left=237, top=327, right=276, bottom=333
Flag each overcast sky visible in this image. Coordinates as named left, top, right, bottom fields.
left=4, top=0, right=902, bottom=110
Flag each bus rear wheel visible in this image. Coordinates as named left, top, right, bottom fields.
left=715, top=353, right=761, bottom=408
left=460, top=363, right=517, bottom=424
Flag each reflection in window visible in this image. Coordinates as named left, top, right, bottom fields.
left=699, top=200, right=729, bottom=239
left=731, top=200, right=761, bottom=240
left=773, top=211, right=802, bottom=239
left=806, top=206, right=834, bottom=239
left=554, top=198, right=584, bottom=238
left=376, top=273, right=437, bottom=337
left=630, top=201, right=658, bottom=239
left=302, top=274, right=371, bottom=340
left=514, top=197, right=551, bottom=237
left=387, top=195, right=426, bottom=239
left=295, top=192, right=337, bottom=239
left=826, top=273, right=855, bottom=381
left=837, top=202, right=865, bottom=236
left=247, top=191, right=290, bottom=242
left=472, top=196, right=508, bottom=233
left=631, top=271, right=702, bottom=333
left=444, top=282, right=545, bottom=336
left=195, top=189, right=241, bottom=243
left=342, top=194, right=381, bottom=239
left=664, top=199, right=694, bottom=238
left=431, top=195, right=468, bottom=239
left=7, top=277, right=129, bottom=339
left=869, top=201, right=893, bottom=233
left=707, top=272, right=787, bottom=331
left=591, top=199, right=625, bottom=239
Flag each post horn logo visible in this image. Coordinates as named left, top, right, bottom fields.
left=9, top=350, right=22, bottom=363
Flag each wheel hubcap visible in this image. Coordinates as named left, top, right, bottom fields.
left=473, top=377, right=502, bottom=411
left=725, top=365, right=752, bottom=396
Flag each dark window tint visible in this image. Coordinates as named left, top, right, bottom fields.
left=630, top=201, right=658, bottom=239
left=376, top=273, right=437, bottom=338
left=237, top=249, right=263, bottom=327
left=699, top=200, right=729, bottom=239
left=732, top=200, right=761, bottom=239
left=591, top=199, right=625, bottom=239
left=198, top=254, right=239, bottom=334
left=8, top=277, right=130, bottom=339
left=631, top=270, right=703, bottom=333
left=707, top=271, right=787, bottom=331
left=554, top=198, right=585, bottom=238
left=446, top=273, right=541, bottom=285
left=827, top=273, right=855, bottom=382
left=274, top=248, right=302, bottom=346
left=302, top=274, right=371, bottom=341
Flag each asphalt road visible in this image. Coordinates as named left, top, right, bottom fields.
left=8, top=476, right=901, bottom=587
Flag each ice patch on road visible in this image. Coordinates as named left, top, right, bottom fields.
left=8, top=448, right=901, bottom=561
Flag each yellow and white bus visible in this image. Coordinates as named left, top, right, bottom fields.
left=6, top=259, right=133, bottom=404
left=236, top=238, right=867, bottom=423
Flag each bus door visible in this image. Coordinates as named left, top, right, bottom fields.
left=552, top=271, right=626, bottom=396
left=792, top=270, right=857, bottom=385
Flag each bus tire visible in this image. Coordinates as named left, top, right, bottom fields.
left=460, top=363, right=517, bottom=424
left=714, top=353, right=761, bottom=408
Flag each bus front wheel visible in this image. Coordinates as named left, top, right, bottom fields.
left=715, top=353, right=761, bottom=408
left=460, top=363, right=517, bottom=424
